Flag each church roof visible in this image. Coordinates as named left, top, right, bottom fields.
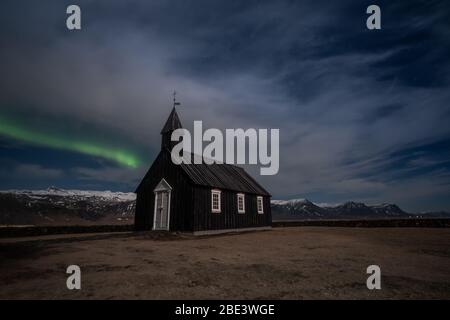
left=135, top=149, right=271, bottom=196
left=179, top=157, right=271, bottom=196
left=161, top=107, right=182, bottom=133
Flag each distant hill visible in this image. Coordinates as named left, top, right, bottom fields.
left=0, top=187, right=135, bottom=226
left=271, top=199, right=327, bottom=219
left=0, top=188, right=448, bottom=226
left=271, top=199, right=450, bottom=220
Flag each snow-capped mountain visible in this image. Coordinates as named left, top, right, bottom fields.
left=370, top=203, right=407, bottom=216
left=1, top=186, right=136, bottom=202
left=270, top=199, right=327, bottom=219
left=271, top=199, right=411, bottom=220
left=0, top=187, right=136, bottom=226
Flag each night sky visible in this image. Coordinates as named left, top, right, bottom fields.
left=1, top=0, right=449, bottom=212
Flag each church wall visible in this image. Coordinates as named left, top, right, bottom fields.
left=135, top=150, right=194, bottom=231
left=193, top=186, right=272, bottom=232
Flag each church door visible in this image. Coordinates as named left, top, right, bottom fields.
left=153, top=179, right=172, bottom=230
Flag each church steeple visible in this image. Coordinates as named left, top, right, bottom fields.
left=161, top=92, right=182, bottom=150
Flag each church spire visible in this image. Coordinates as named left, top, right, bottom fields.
left=173, top=90, right=180, bottom=108
left=161, top=92, right=182, bottom=150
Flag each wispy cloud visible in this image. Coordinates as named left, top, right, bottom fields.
left=15, top=164, right=64, bottom=179
left=0, top=0, right=449, bottom=211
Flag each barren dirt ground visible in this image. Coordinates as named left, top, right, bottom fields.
left=0, top=227, right=449, bottom=299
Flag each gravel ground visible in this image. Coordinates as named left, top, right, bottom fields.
left=0, top=227, right=449, bottom=299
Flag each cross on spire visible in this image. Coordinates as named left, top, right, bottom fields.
left=173, top=90, right=181, bottom=108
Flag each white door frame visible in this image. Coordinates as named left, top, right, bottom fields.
left=152, top=178, right=172, bottom=231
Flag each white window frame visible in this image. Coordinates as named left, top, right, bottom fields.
left=237, top=193, right=245, bottom=214
left=211, top=189, right=221, bottom=213
left=257, top=196, right=264, bottom=214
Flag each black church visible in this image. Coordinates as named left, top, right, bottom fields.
left=134, top=105, right=272, bottom=235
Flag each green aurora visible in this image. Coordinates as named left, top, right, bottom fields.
left=0, top=116, right=141, bottom=168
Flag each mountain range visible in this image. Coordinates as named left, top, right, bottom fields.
left=0, top=188, right=448, bottom=226
left=0, top=187, right=135, bottom=226
left=271, top=199, right=412, bottom=220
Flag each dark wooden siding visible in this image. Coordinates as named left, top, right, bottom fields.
left=135, top=191, right=152, bottom=230
left=193, top=186, right=271, bottom=232
left=135, top=150, right=194, bottom=231
left=136, top=108, right=272, bottom=233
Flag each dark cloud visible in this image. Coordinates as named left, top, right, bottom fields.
left=363, top=104, right=405, bottom=123
left=0, top=0, right=450, bottom=211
